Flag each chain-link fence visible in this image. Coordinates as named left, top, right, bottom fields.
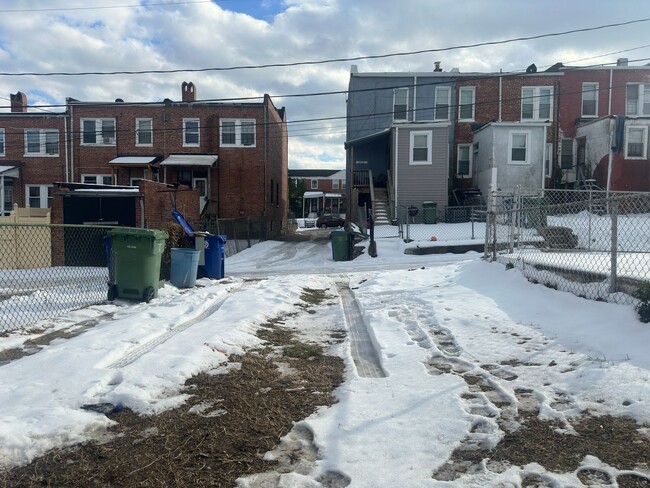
left=1, top=216, right=279, bottom=332
left=485, top=188, right=650, bottom=305
left=0, top=224, right=114, bottom=333
left=373, top=203, right=487, bottom=243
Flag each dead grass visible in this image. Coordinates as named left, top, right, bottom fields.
left=0, top=310, right=345, bottom=488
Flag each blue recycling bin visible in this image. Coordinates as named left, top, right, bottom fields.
left=204, top=235, right=227, bottom=279
left=170, top=248, right=200, bottom=288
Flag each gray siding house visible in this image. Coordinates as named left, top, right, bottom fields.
left=345, top=65, right=456, bottom=224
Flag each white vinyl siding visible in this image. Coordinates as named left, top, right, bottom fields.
left=434, top=87, right=450, bottom=120
left=393, top=87, right=408, bottom=121
left=581, top=83, right=598, bottom=117
left=458, top=87, right=475, bottom=121
left=521, top=86, right=552, bottom=120
left=220, top=119, right=256, bottom=147
left=410, top=130, right=432, bottom=165
left=183, top=118, right=200, bottom=147
left=136, top=118, right=153, bottom=146
left=81, top=119, right=115, bottom=145
left=509, top=131, right=530, bottom=164
left=625, top=126, right=648, bottom=159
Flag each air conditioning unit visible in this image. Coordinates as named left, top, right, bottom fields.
left=103, top=136, right=114, bottom=144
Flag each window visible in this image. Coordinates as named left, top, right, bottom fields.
left=458, top=87, right=475, bottom=121
left=82, top=174, right=113, bottom=185
left=26, top=185, right=52, bottom=208
left=183, top=118, right=200, bottom=146
left=332, top=179, right=339, bottom=190
left=521, top=86, right=552, bottom=120
left=136, top=118, right=153, bottom=146
left=81, top=119, right=115, bottom=145
left=456, top=144, right=472, bottom=177
left=626, top=126, right=648, bottom=159
left=3, top=179, right=12, bottom=215
left=342, top=180, right=347, bottom=189
left=626, top=84, right=650, bottom=116
left=581, top=83, right=598, bottom=117
left=393, top=87, right=408, bottom=121
left=220, top=119, right=256, bottom=147
left=24, top=129, right=59, bottom=156
left=545, top=143, right=553, bottom=178
left=434, top=86, right=450, bottom=120
left=509, top=132, right=529, bottom=164
left=0, top=128, right=5, bottom=155
left=560, top=138, right=574, bottom=169
left=311, top=179, right=318, bottom=190
left=410, top=130, right=432, bottom=164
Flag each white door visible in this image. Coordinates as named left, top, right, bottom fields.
left=193, top=177, right=208, bottom=212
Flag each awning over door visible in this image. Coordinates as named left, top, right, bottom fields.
left=160, top=155, right=218, bottom=167
left=0, top=165, right=20, bottom=178
left=108, top=156, right=160, bottom=166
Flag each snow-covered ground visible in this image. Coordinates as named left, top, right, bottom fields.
left=1, top=235, right=649, bottom=486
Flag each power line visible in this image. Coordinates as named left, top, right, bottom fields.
left=1, top=17, right=649, bottom=77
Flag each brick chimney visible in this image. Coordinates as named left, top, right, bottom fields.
left=182, top=81, right=196, bottom=102
left=434, top=61, right=442, bottom=72
left=10, top=91, right=27, bottom=113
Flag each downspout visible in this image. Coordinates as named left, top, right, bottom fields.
left=606, top=117, right=614, bottom=192
left=140, top=196, right=145, bottom=228
left=498, top=76, right=502, bottom=122
left=608, top=68, right=613, bottom=115
left=393, top=126, right=399, bottom=213
left=70, top=103, right=74, bottom=182
left=264, top=97, right=268, bottom=217
left=413, top=76, right=417, bottom=122
left=63, top=115, right=69, bottom=182
left=541, top=125, right=547, bottom=191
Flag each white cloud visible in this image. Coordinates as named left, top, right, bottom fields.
left=1, top=0, right=649, bottom=164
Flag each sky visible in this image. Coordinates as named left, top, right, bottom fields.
left=1, top=237, right=650, bottom=486
left=1, top=1, right=650, bottom=169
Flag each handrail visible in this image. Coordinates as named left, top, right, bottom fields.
left=386, top=169, right=395, bottom=223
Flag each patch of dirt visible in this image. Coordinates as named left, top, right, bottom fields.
left=0, top=311, right=345, bottom=487
left=433, top=409, right=650, bottom=484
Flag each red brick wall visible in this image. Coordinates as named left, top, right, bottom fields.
left=137, top=180, right=200, bottom=230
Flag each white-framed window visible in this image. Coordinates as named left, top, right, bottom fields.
left=0, top=128, right=5, bottom=156
left=136, top=118, right=153, bottom=146
left=310, top=179, right=318, bottom=189
left=26, top=184, right=53, bottom=208
left=545, top=142, right=553, bottom=178
left=456, top=144, right=472, bottom=177
left=393, top=87, right=408, bottom=121
left=434, top=86, right=451, bottom=120
left=458, top=87, right=475, bottom=121
left=332, top=179, right=339, bottom=190
left=626, top=84, right=650, bottom=116
left=24, top=129, right=59, bottom=156
left=81, top=118, right=116, bottom=145
left=183, top=118, right=200, bottom=147
left=342, top=180, right=347, bottom=189
left=508, top=131, right=530, bottom=164
left=410, top=130, right=432, bottom=165
left=521, top=86, right=552, bottom=120
left=81, top=174, right=113, bottom=185
left=581, top=82, right=598, bottom=117
left=560, top=138, right=574, bottom=169
left=220, top=119, right=256, bottom=147
left=625, top=125, right=648, bottom=159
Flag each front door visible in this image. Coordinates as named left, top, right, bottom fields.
left=193, top=177, right=208, bottom=213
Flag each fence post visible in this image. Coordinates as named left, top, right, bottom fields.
left=609, top=198, right=618, bottom=294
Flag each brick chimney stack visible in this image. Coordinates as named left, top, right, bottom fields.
left=182, top=81, right=196, bottom=102
left=10, top=91, right=27, bottom=113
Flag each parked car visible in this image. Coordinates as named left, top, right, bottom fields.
left=316, top=214, right=345, bottom=229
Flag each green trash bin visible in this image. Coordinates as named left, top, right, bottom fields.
left=108, top=227, right=168, bottom=303
left=330, top=230, right=351, bottom=261
left=423, top=201, right=438, bottom=224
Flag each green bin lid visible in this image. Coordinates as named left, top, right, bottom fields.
left=109, top=227, right=168, bottom=239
